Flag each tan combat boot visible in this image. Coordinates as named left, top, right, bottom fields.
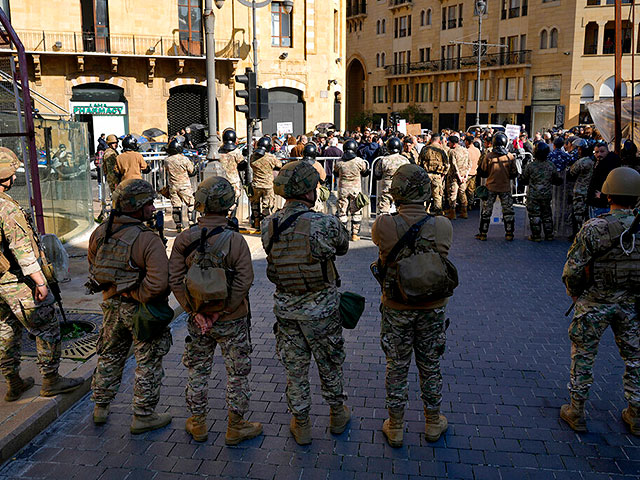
left=459, top=206, right=468, bottom=219
left=622, top=404, right=640, bottom=436
left=351, top=234, right=360, bottom=242
left=445, top=208, right=456, bottom=220
left=424, top=407, right=448, bottom=442
left=130, top=412, right=172, bottom=434
left=186, top=415, right=208, bottom=442
left=93, top=404, right=110, bottom=425
left=330, top=404, right=351, bottom=435
left=290, top=415, right=312, bottom=445
left=4, top=375, right=34, bottom=402
left=560, top=399, right=587, bottom=432
left=225, top=411, right=263, bottom=445
left=382, top=408, right=404, bottom=448
left=40, top=374, right=83, bottom=397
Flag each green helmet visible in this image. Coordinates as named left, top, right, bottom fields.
left=273, top=160, right=319, bottom=199
left=113, top=179, right=155, bottom=213
left=601, top=167, right=640, bottom=196
left=0, top=147, right=20, bottom=179
left=389, top=164, right=431, bottom=204
left=194, top=176, right=236, bottom=213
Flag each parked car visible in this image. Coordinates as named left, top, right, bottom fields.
left=466, top=124, right=506, bottom=134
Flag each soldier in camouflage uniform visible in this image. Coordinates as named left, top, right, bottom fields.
left=418, top=135, right=450, bottom=215
left=250, top=136, right=282, bottom=229
left=372, top=164, right=454, bottom=447
left=261, top=161, right=351, bottom=445
left=561, top=167, right=640, bottom=436
left=164, top=138, right=196, bottom=232
left=569, top=140, right=595, bottom=236
left=521, top=142, right=562, bottom=241
left=88, top=179, right=173, bottom=433
left=445, top=136, right=471, bottom=220
left=102, top=134, right=120, bottom=193
left=333, top=139, right=370, bottom=241
left=0, top=148, right=82, bottom=402
left=169, top=176, right=262, bottom=445
left=374, top=137, right=410, bottom=215
left=218, top=129, right=246, bottom=215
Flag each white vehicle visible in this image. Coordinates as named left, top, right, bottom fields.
left=466, top=124, right=506, bottom=134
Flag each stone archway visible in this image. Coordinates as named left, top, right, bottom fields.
left=346, top=58, right=366, bottom=129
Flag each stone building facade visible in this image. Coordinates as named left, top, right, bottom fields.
left=346, top=0, right=640, bottom=133
left=1, top=0, right=345, bottom=152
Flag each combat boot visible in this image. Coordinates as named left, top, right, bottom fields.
left=382, top=408, right=404, bottom=448
left=560, top=399, right=587, bottom=432
left=459, top=206, right=468, bottom=219
left=424, top=407, right=448, bottom=442
left=475, top=218, right=490, bottom=241
left=93, top=404, right=110, bottom=425
left=622, top=404, right=640, bottom=436
left=4, top=375, right=34, bottom=402
left=351, top=234, right=360, bottom=242
left=130, top=412, right=172, bottom=434
left=40, top=374, right=83, bottom=397
left=329, top=404, right=351, bottom=435
left=505, top=220, right=515, bottom=242
left=445, top=208, right=456, bottom=220
left=186, top=415, right=208, bottom=442
left=225, top=411, right=263, bottom=445
left=290, top=415, right=312, bottom=445
left=527, top=235, right=542, bottom=242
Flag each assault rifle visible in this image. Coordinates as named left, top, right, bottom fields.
left=565, top=207, right=640, bottom=317
left=155, top=210, right=167, bottom=246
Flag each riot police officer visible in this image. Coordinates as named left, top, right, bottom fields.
left=218, top=129, right=245, bottom=214
left=115, top=135, right=150, bottom=183
left=374, top=137, right=410, bottom=215
left=333, top=139, right=370, bottom=240
left=250, top=136, right=281, bottom=229
left=164, top=138, right=197, bottom=233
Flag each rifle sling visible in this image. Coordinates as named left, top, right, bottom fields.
left=265, top=210, right=309, bottom=255
left=379, top=215, right=432, bottom=281
left=183, top=226, right=226, bottom=259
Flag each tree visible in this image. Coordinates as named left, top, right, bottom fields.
left=399, top=104, right=425, bottom=124
left=348, top=110, right=375, bottom=130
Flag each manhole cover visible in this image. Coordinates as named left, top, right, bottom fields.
left=21, top=310, right=103, bottom=361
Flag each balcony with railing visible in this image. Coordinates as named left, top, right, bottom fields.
left=347, top=1, right=367, bottom=17
left=385, top=50, right=531, bottom=76
left=389, top=0, right=413, bottom=11
left=2, top=30, right=240, bottom=59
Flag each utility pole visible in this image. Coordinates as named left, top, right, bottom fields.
left=475, top=0, right=486, bottom=126
left=614, top=0, right=622, bottom=155
left=204, top=0, right=224, bottom=161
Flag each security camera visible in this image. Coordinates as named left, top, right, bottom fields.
left=279, top=52, right=288, bottom=60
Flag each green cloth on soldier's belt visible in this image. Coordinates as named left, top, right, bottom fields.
left=132, top=299, right=174, bottom=342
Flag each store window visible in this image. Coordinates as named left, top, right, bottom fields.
left=272, top=2, right=292, bottom=47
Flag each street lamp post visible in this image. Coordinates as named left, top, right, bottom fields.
left=475, top=0, right=486, bottom=126
left=204, top=0, right=225, bottom=161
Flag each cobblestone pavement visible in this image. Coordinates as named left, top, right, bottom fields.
left=2, top=209, right=639, bottom=480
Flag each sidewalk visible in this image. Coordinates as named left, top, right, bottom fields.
left=2, top=209, right=639, bottom=479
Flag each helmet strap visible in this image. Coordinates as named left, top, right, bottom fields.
left=0, top=176, right=14, bottom=191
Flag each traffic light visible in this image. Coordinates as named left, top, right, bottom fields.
left=257, top=86, right=269, bottom=120
left=235, top=68, right=257, bottom=119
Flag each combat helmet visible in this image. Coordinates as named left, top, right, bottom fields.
left=106, top=134, right=118, bottom=144
left=194, top=176, right=236, bottom=213
left=122, top=135, right=138, bottom=152
left=534, top=141, right=550, bottom=161
left=386, top=137, right=402, bottom=154
left=220, top=129, right=237, bottom=153
left=167, top=138, right=184, bottom=155
left=389, top=164, right=431, bottom=205
left=492, top=132, right=509, bottom=155
left=0, top=147, right=20, bottom=180
left=342, top=139, right=358, bottom=160
left=112, top=179, right=155, bottom=213
left=302, top=142, right=319, bottom=160
left=274, top=160, right=319, bottom=199
left=601, top=167, right=640, bottom=197
left=254, top=136, right=272, bottom=156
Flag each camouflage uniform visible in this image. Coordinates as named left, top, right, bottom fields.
left=261, top=200, right=349, bottom=419
left=477, top=151, right=518, bottom=238
left=334, top=156, right=369, bottom=236
left=250, top=152, right=281, bottom=225
left=164, top=153, right=195, bottom=228
left=401, top=148, right=419, bottom=164
left=374, top=154, right=410, bottom=214
left=219, top=150, right=245, bottom=204
left=418, top=145, right=449, bottom=215
left=103, top=146, right=119, bottom=193
left=562, top=209, right=640, bottom=409
left=569, top=156, right=594, bottom=230
left=521, top=158, right=561, bottom=239
left=0, top=193, right=60, bottom=379
left=446, top=146, right=471, bottom=209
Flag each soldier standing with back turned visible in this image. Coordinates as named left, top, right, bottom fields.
left=102, top=134, right=120, bottom=194
left=334, top=138, right=370, bottom=241
left=0, top=148, right=82, bottom=402
left=261, top=161, right=351, bottom=445
left=88, top=179, right=173, bottom=433
left=250, top=136, right=282, bottom=229
left=560, top=167, right=640, bottom=436
left=418, top=135, right=450, bottom=216
left=164, top=137, right=196, bottom=233
left=374, top=137, right=410, bottom=215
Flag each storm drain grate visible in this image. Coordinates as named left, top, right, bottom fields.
left=21, top=310, right=103, bottom=361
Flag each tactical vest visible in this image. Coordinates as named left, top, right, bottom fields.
left=0, top=192, right=40, bottom=276
left=89, top=222, right=147, bottom=294
left=592, top=215, right=640, bottom=291
left=266, top=212, right=337, bottom=294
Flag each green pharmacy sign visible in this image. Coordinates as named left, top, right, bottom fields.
left=72, top=103, right=126, bottom=116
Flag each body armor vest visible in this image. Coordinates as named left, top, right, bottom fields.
left=592, top=215, right=640, bottom=291
left=266, top=213, right=337, bottom=294
left=0, top=192, right=41, bottom=276
left=89, top=222, right=147, bottom=294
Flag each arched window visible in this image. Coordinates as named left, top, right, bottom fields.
left=550, top=28, right=558, bottom=48
left=426, top=9, right=432, bottom=25
left=600, top=75, right=628, bottom=98
left=584, top=22, right=598, bottom=54
left=382, top=19, right=386, bottom=33
left=376, top=20, right=380, bottom=34
left=381, top=52, right=386, bottom=66
left=540, top=29, right=548, bottom=49
left=580, top=84, right=594, bottom=104
left=376, top=53, right=380, bottom=67
left=420, top=10, right=425, bottom=26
